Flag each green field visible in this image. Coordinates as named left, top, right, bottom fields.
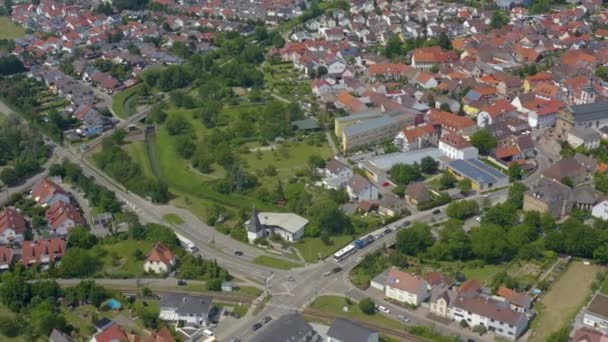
left=124, top=141, right=154, bottom=178
left=0, top=17, right=25, bottom=40
left=309, top=296, right=406, bottom=330
left=294, top=235, right=355, bottom=263
left=112, top=84, right=143, bottom=119
left=253, top=255, right=302, bottom=270
left=95, top=240, right=155, bottom=277
left=530, top=262, right=605, bottom=342
left=162, top=213, right=184, bottom=225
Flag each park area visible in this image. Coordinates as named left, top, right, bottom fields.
left=529, top=261, right=606, bottom=342
left=0, top=17, right=25, bottom=40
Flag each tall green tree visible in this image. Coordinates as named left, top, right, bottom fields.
left=470, top=130, right=497, bottom=155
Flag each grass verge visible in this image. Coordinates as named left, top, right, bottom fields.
left=253, top=255, right=302, bottom=270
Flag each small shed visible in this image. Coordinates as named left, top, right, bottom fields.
left=221, top=281, right=233, bottom=292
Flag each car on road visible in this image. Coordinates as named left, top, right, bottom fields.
left=398, top=315, right=410, bottom=322
left=401, top=221, right=411, bottom=228
left=177, top=280, right=187, bottom=286
left=263, top=316, right=273, bottom=324
left=432, top=209, right=441, bottom=215
left=475, top=216, right=481, bottom=222
left=384, top=228, right=392, bottom=234
left=376, top=305, right=390, bottom=314
left=323, top=271, right=333, bottom=277
left=231, top=312, right=241, bottom=319
left=332, top=266, right=342, bottom=273
left=234, top=251, right=243, bottom=256
left=252, top=323, right=263, bottom=331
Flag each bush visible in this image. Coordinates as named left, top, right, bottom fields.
left=358, top=297, right=375, bottom=315
left=472, top=325, right=487, bottom=334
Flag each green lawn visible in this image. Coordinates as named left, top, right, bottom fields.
left=162, top=213, right=184, bottom=225
left=308, top=295, right=406, bottom=331
left=0, top=17, right=25, bottom=40
left=461, top=264, right=506, bottom=284
left=253, top=255, right=302, bottom=270
left=112, top=84, right=143, bottom=119
left=124, top=141, right=154, bottom=179
left=294, top=235, right=355, bottom=263
left=95, top=240, right=155, bottom=277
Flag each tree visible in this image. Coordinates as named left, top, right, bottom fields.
left=507, top=163, right=522, bottom=182
left=458, top=179, right=472, bottom=194
left=470, top=224, right=513, bottom=263
left=508, top=182, right=528, bottom=210
left=420, top=156, right=439, bottom=174
left=470, top=130, right=497, bottom=155
left=165, top=115, right=192, bottom=136
left=490, top=10, right=509, bottom=29
left=67, top=226, right=97, bottom=249
left=0, top=55, right=24, bottom=76
left=395, top=223, right=434, bottom=255
left=60, top=248, right=98, bottom=278
left=446, top=200, right=479, bottom=220
left=428, top=224, right=471, bottom=261
left=308, top=200, right=353, bottom=236
left=384, top=35, right=403, bottom=59
left=482, top=204, right=518, bottom=227
left=28, top=301, right=67, bottom=337
left=438, top=171, right=457, bottom=190
left=437, top=31, right=452, bottom=50
left=0, top=275, right=31, bottom=312
left=359, top=298, right=375, bottom=315
left=308, top=155, right=326, bottom=169
left=390, top=163, right=422, bottom=185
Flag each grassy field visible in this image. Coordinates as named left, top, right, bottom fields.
left=294, top=235, right=355, bottom=263
left=529, top=261, right=606, bottom=342
left=253, top=255, right=302, bottom=270
left=112, top=84, right=142, bottom=119
left=162, top=213, right=184, bottom=225
left=309, top=295, right=406, bottom=330
left=124, top=141, right=154, bottom=179
left=461, top=264, right=506, bottom=284
left=96, top=240, right=155, bottom=277
left=0, top=17, right=25, bottom=40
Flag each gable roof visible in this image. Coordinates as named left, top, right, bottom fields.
left=497, top=286, right=532, bottom=308
left=92, top=323, right=128, bottom=342
left=0, top=207, right=26, bottom=235
left=405, top=182, right=432, bottom=203
left=46, top=201, right=85, bottom=231
left=327, top=318, right=377, bottom=342
left=146, top=242, right=176, bottom=266
left=326, top=158, right=350, bottom=175
left=336, top=91, right=366, bottom=113
left=21, top=238, right=66, bottom=265
left=250, top=313, right=316, bottom=342
left=347, top=174, right=373, bottom=194
left=31, top=178, right=68, bottom=205
left=386, top=267, right=429, bottom=293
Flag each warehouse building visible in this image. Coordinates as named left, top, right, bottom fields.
left=446, top=159, right=509, bottom=191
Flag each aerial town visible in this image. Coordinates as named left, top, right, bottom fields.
left=0, top=0, right=607, bottom=341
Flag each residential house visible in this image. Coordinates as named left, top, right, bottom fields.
left=567, top=126, right=601, bottom=149
left=592, top=200, right=608, bottom=221
left=411, top=46, right=458, bottom=70
left=31, top=178, right=70, bottom=207
left=476, top=99, right=516, bottom=128
left=347, top=174, right=379, bottom=201
left=572, top=327, right=608, bottom=342
left=0, top=207, right=26, bottom=245
left=159, top=293, right=213, bottom=326
left=496, top=286, right=533, bottom=313
left=522, top=178, right=601, bottom=218
left=367, top=63, right=411, bottom=81
left=416, top=71, right=438, bottom=89
left=250, top=313, right=320, bottom=342
left=327, top=318, right=378, bottom=342
left=144, top=242, right=177, bottom=274
left=428, top=109, right=477, bottom=137
left=335, top=91, right=367, bottom=113
left=46, top=201, right=85, bottom=236
left=90, top=323, right=128, bottom=342
left=404, top=182, right=432, bottom=205
left=21, top=237, right=66, bottom=266
left=246, top=209, right=308, bottom=243
left=438, top=132, right=479, bottom=160
left=0, top=246, right=13, bottom=271
left=378, top=194, right=407, bottom=217
left=49, top=329, right=74, bottom=342
left=541, top=153, right=597, bottom=186
left=583, top=293, right=608, bottom=331
left=556, top=102, right=608, bottom=138
left=321, top=159, right=354, bottom=190
left=385, top=267, right=431, bottom=306
left=393, top=124, right=437, bottom=152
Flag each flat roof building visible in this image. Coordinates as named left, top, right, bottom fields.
left=340, top=111, right=416, bottom=152
left=446, top=159, right=509, bottom=191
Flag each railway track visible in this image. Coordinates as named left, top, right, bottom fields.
left=302, top=309, right=429, bottom=342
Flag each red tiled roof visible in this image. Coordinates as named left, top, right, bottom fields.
left=146, top=242, right=176, bottom=266
left=440, top=132, right=472, bottom=149
left=21, top=238, right=66, bottom=266
left=428, top=109, right=476, bottom=131
left=0, top=246, right=13, bottom=265
left=46, top=201, right=85, bottom=231
left=495, top=144, right=521, bottom=159
left=0, top=207, right=26, bottom=235
left=31, top=178, right=67, bottom=205
left=402, top=124, right=435, bottom=142
left=386, top=267, right=428, bottom=293
left=94, top=324, right=128, bottom=342
left=336, top=92, right=366, bottom=112
left=457, top=279, right=481, bottom=294
left=412, top=46, right=458, bottom=64
left=368, top=63, right=410, bottom=77
left=484, top=99, right=515, bottom=118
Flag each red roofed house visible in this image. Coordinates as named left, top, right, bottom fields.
left=144, top=326, right=176, bottom=342
left=385, top=267, right=431, bottom=306
left=439, top=132, right=479, bottom=160
left=21, top=237, right=66, bottom=266
left=0, top=246, right=13, bottom=270
left=144, top=242, right=177, bottom=274
left=496, top=286, right=533, bottom=312
left=393, top=124, right=438, bottom=152
left=477, top=99, right=516, bottom=127
left=411, top=46, right=458, bottom=70
left=91, top=323, right=129, bottom=342
left=368, top=63, right=411, bottom=81
left=0, top=207, right=27, bottom=244
left=428, top=109, right=477, bottom=137
left=31, top=178, right=70, bottom=207
left=335, top=91, right=366, bottom=113
left=46, top=201, right=85, bottom=236
left=572, top=327, right=608, bottom=342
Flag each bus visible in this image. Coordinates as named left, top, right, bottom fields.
left=332, top=244, right=356, bottom=262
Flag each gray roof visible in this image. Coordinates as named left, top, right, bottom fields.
left=367, top=148, right=443, bottom=171
left=159, top=293, right=212, bottom=317
left=248, top=208, right=262, bottom=233
left=292, top=118, right=320, bottom=130
left=447, top=159, right=507, bottom=185
left=343, top=114, right=406, bottom=137
left=334, top=110, right=382, bottom=123
left=327, top=318, right=377, bottom=342
left=568, top=126, right=600, bottom=140
left=568, top=102, right=608, bottom=123
left=250, top=313, right=318, bottom=342
left=49, top=329, right=74, bottom=342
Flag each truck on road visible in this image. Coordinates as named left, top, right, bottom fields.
left=176, top=232, right=198, bottom=253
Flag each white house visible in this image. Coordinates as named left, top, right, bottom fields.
left=159, top=293, right=212, bottom=326
left=438, top=133, right=479, bottom=160
left=144, top=242, right=177, bottom=274
left=592, top=200, right=608, bottom=221
left=384, top=268, right=431, bottom=306
left=583, top=293, right=608, bottom=331
left=346, top=174, right=379, bottom=201
left=567, top=126, right=601, bottom=150
left=393, top=124, right=437, bottom=152
left=246, top=210, right=308, bottom=243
